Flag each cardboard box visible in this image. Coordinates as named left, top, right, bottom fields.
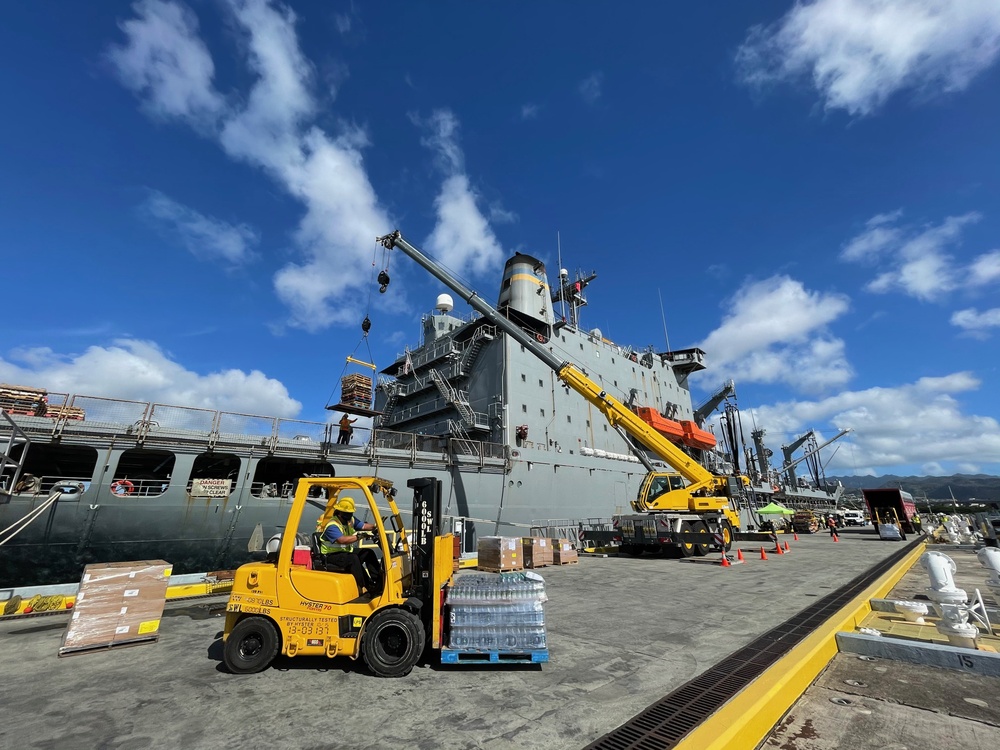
left=521, top=537, right=553, bottom=568
left=59, top=560, right=172, bottom=656
left=477, top=536, right=523, bottom=571
left=551, top=538, right=579, bottom=564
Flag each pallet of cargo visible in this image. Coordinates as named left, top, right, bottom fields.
left=552, top=558, right=579, bottom=565
left=440, top=648, right=548, bottom=665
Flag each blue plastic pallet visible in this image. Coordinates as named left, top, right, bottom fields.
left=440, top=648, right=549, bottom=665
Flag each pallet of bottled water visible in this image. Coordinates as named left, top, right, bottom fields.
left=441, top=571, right=549, bottom=664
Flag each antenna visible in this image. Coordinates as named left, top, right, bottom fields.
left=557, top=231, right=567, bottom=322
left=658, top=289, right=671, bottom=352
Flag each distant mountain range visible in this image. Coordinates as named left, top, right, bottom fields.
left=828, top=474, right=1000, bottom=502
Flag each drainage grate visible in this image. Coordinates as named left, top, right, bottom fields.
left=584, top=537, right=923, bottom=750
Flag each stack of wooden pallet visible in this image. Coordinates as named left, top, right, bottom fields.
left=340, top=374, right=373, bottom=409
left=42, top=404, right=86, bottom=420
left=0, top=384, right=48, bottom=417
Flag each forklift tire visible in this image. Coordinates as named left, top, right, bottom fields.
left=618, top=544, right=642, bottom=557
left=362, top=608, right=426, bottom=678
left=224, top=616, right=280, bottom=674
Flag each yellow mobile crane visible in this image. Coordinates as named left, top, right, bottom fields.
left=377, top=231, right=747, bottom=558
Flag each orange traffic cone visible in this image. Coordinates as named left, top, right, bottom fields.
left=793, top=532, right=799, bottom=541
left=775, top=542, right=785, bottom=555
left=784, top=541, right=791, bottom=552
left=737, top=549, right=746, bottom=563
left=833, top=533, right=840, bottom=542
left=760, top=547, right=768, bottom=560
left=720, top=553, right=731, bottom=567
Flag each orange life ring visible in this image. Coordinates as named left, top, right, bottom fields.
left=111, top=480, right=134, bottom=496
left=772, top=484, right=779, bottom=492
left=536, top=333, right=546, bottom=343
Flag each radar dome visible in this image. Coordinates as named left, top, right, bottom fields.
left=591, top=328, right=602, bottom=339
left=435, top=294, right=454, bottom=313
left=560, top=268, right=569, bottom=279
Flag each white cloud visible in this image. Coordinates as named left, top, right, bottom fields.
left=579, top=72, right=603, bottom=105
left=0, top=340, right=300, bottom=416
left=107, top=0, right=225, bottom=130
left=842, top=211, right=981, bottom=300
left=416, top=110, right=506, bottom=278
left=736, top=0, right=1000, bottom=116
left=751, top=371, right=1000, bottom=474
left=110, top=0, right=391, bottom=331
left=698, top=275, right=852, bottom=394
left=968, top=250, right=1000, bottom=286
left=951, top=307, right=1000, bottom=334
left=142, top=190, right=258, bottom=265
left=520, top=104, right=539, bottom=120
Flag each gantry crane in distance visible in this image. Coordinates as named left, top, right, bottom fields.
left=377, top=231, right=749, bottom=558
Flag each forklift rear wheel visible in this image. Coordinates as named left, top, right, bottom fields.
left=362, top=608, right=426, bottom=678
left=224, top=616, right=280, bottom=674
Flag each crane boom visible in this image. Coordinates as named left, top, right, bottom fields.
left=377, top=231, right=738, bottom=513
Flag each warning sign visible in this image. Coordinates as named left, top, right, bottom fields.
left=190, top=478, right=232, bottom=498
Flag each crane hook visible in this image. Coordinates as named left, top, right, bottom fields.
left=361, top=316, right=372, bottom=335
left=377, top=270, right=390, bottom=293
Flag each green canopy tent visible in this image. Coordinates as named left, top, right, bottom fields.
left=756, top=502, right=795, bottom=515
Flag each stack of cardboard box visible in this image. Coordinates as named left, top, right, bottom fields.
left=521, top=537, right=552, bottom=568
left=551, top=539, right=579, bottom=565
left=476, top=537, right=523, bottom=572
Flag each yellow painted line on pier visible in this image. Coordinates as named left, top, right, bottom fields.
left=674, top=541, right=927, bottom=750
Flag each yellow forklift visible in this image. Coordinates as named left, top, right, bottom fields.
left=222, top=476, right=454, bottom=677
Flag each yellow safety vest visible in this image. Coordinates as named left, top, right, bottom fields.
left=319, top=517, right=353, bottom=554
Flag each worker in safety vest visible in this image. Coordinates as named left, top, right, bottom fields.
left=318, top=497, right=382, bottom=595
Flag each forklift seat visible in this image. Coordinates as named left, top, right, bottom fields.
left=311, top=531, right=327, bottom=570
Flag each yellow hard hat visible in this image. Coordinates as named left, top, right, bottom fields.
left=333, top=497, right=355, bottom=514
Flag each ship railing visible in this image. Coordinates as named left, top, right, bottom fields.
left=407, top=338, right=460, bottom=371
left=529, top=518, right=616, bottom=550
left=3, top=474, right=91, bottom=500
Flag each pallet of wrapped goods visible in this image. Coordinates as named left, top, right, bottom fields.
left=442, top=571, right=549, bottom=663
left=521, top=537, right=552, bottom=568
left=550, top=538, right=579, bottom=565
left=59, top=560, right=172, bottom=656
left=476, top=536, right=523, bottom=572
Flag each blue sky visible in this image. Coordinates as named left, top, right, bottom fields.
left=2, top=1, right=1000, bottom=477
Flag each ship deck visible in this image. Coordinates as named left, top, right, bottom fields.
left=1, top=529, right=995, bottom=749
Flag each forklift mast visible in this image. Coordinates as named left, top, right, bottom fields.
left=407, top=477, right=442, bottom=611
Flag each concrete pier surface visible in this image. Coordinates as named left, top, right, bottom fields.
left=763, top=542, right=1000, bottom=749
left=0, top=529, right=910, bottom=750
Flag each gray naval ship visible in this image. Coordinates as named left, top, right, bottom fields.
left=0, top=250, right=846, bottom=587
left=0, top=252, right=725, bottom=586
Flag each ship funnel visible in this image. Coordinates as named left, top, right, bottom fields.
left=497, top=252, right=554, bottom=329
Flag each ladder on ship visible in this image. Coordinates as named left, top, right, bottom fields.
left=447, top=420, right=480, bottom=458
left=428, top=368, right=477, bottom=427
left=460, top=326, right=496, bottom=375
left=0, top=410, right=30, bottom=496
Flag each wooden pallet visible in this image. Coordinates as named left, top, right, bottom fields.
left=440, top=648, right=548, bottom=665
left=476, top=564, right=525, bottom=573
left=59, top=634, right=160, bottom=657
left=552, top=558, right=579, bottom=565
